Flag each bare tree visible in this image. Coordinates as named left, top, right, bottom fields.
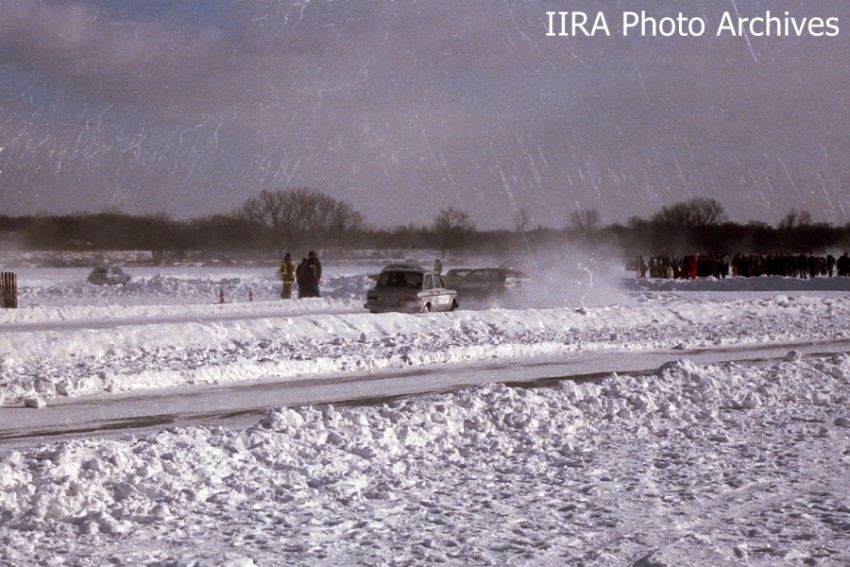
left=513, top=208, right=531, bottom=234
left=651, top=197, right=727, bottom=228
left=778, top=208, right=812, bottom=230
left=568, top=209, right=600, bottom=231
left=239, top=187, right=363, bottom=253
left=433, top=207, right=475, bottom=255
left=319, top=197, right=365, bottom=253
left=239, top=190, right=287, bottom=241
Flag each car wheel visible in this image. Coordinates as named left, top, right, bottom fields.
left=421, top=303, right=431, bottom=313
left=450, top=299, right=459, bottom=311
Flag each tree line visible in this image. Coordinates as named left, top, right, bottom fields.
left=612, top=197, right=850, bottom=258
left=1, top=191, right=849, bottom=262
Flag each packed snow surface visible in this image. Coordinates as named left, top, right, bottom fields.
left=1, top=261, right=849, bottom=565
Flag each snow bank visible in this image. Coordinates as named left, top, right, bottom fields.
left=1, top=265, right=849, bottom=564
left=13, top=266, right=373, bottom=307
left=5, top=287, right=850, bottom=405
left=1, top=355, right=848, bottom=565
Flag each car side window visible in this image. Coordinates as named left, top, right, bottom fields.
left=425, top=274, right=436, bottom=289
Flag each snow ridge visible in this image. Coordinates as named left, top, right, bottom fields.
left=1, top=265, right=849, bottom=565
left=1, top=355, right=848, bottom=565
left=2, top=290, right=849, bottom=405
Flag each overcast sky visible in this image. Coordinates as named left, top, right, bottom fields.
left=0, top=0, right=848, bottom=229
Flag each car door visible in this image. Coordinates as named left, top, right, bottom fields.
left=426, top=273, right=451, bottom=311
left=421, top=273, right=435, bottom=304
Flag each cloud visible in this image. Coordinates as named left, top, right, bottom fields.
left=0, top=0, right=232, bottom=109
left=0, top=0, right=848, bottom=227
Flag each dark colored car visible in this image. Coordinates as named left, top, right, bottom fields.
left=368, top=263, right=426, bottom=281
left=365, top=266, right=458, bottom=314
left=443, top=268, right=472, bottom=285
left=87, top=265, right=131, bottom=285
left=444, top=267, right=529, bottom=298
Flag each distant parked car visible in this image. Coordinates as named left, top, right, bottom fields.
left=443, top=268, right=473, bottom=286
left=87, top=265, right=131, bottom=285
left=365, top=265, right=458, bottom=313
left=444, top=267, right=530, bottom=298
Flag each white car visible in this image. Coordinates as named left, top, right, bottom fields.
left=365, top=266, right=458, bottom=314
left=87, top=266, right=131, bottom=285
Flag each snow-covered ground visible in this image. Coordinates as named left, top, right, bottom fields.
left=1, top=258, right=849, bottom=566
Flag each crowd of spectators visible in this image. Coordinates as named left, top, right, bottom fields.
left=638, top=252, right=850, bottom=280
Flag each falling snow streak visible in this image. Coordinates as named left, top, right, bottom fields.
left=729, top=0, right=759, bottom=63
left=414, top=111, right=458, bottom=204
left=513, top=134, right=561, bottom=226
left=0, top=1, right=848, bottom=228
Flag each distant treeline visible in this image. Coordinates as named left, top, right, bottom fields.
left=1, top=193, right=849, bottom=262
left=612, top=198, right=850, bottom=257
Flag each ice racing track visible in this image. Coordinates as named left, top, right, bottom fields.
left=3, top=337, right=850, bottom=450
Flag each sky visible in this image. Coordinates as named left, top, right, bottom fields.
left=0, top=0, right=848, bottom=230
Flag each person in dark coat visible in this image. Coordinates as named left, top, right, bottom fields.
left=295, top=257, right=309, bottom=298
left=434, top=258, right=443, bottom=275
left=838, top=252, right=850, bottom=277
left=300, top=250, right=322, bottom=298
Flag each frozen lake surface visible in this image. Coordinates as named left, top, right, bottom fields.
left=1, top=261, right=849, bottom=565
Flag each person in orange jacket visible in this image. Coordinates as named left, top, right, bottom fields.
left=279, top=253, right=295, bottom=299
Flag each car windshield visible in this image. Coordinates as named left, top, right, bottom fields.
left=447, top=270, right=470, bottom=278
left=377, top=271, right=423, bottom=289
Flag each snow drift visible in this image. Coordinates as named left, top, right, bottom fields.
left=1, top=263, right=849, bottom=565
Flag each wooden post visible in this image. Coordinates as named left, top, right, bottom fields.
left=0, top=272, right=17, bottom=308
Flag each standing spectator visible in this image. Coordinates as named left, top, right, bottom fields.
left=434, top=258, right=443, bottom=275
left=301, top=250, right=322, bottom=298
left=295, top=256, right=309, bottom=298
left=686, top=255, right=698, bottom=280
left=279, top=253, right=295, bottom=299
left=838, top=253, right=850, bottom=277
